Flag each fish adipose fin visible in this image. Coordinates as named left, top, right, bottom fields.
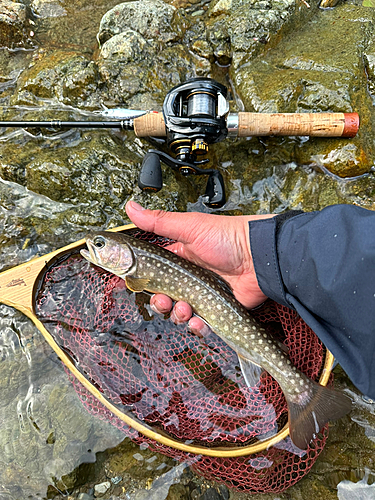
left=238, top=354, right=265, bottom=388
left=286, top=381, right=352, bottom=450
left=125, top=276, right=151, bottom=292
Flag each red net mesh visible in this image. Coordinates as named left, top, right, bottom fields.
left=35, top=230, right=329, bottom=494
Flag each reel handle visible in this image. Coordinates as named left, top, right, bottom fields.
left=133, top=111, right=359, bottom=138
left=203, top=171, right=226, bottom=208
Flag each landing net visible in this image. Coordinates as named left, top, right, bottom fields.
left=35, top=230, right=329, bottom=494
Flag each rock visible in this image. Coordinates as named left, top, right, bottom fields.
left=97, top=30, right=205, bottom=109
left=31, top=0, right=67, bottom=18
left=13, top=51, right=101, bottom=108
left=97, top=0, right=184, bottom=46
left=231, top=4, right=375, bottom=178
left=0, top=0, right=33, bottom=49
left=206, top=0, right=318, bottom=68
left=94, top=480, right=111, bottom=496
left=77, top=493, right=94, bottom=500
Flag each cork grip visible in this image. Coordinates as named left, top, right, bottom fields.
left=133, top=112, right=166, bottom=137
left=237, top=112, right=359, bottom=138
left=133, top=111, right=359, bottom=138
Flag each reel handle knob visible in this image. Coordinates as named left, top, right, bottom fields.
left=138, top=152, right=163, bottom=192
left=203, top=171, right=226, bottom=208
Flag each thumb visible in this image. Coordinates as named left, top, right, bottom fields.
left=125, top=201, right=200, bottom=243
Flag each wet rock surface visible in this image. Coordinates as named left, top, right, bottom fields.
left=0, top=0, right=34, bottom=49
left=0, top=0, right=375, bottom=498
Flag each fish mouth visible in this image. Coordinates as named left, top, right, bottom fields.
left=80, top=240, right=98, bottom=265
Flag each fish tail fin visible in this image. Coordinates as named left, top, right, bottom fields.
left=285, top=381, right=352, bottom=450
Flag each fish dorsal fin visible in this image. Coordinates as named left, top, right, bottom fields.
left=238, top=353, right=265, bottom=388
left=125, top=276, right=151, bottom=292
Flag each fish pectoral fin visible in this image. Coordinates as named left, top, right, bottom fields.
left=238, top=354, right=265, bottom=388
left=125, top=276, right=151, bottom=292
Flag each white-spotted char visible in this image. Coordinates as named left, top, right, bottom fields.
left=81, top=231, right=352, bottom=449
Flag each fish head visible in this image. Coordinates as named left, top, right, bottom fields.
left=80, top=231, right=136, bottom=278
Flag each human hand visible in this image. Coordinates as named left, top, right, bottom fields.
left=125, top=201, right=274, bottom=333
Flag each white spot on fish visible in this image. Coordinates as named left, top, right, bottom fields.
left=252, top=326, right=257, bottom=331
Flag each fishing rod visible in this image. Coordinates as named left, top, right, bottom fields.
left=0, top=78, right=360, bottom=208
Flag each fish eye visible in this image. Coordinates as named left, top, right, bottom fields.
left=93, top=236, right=106, bottom=249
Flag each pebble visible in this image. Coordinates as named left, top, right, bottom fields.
left=94, top=481, right=111, bottom=496
left=77, top=494, right=94, bottom=500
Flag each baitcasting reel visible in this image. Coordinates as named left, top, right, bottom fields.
left=138, top=78, right=229, bottom=208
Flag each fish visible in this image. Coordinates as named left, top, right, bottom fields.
left=80, top=231, right=352, bottom=449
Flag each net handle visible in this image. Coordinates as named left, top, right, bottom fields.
left=0, top=224, right=335, bottom=457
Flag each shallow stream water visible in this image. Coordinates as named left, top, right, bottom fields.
left=0, top=0, right=375, bottom=499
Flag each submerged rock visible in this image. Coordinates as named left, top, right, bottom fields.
left=0, top=0, right=34, bottom=49
left=94, top=480, right=111, bottom=496
left=31, top=0, right=67, bottom=18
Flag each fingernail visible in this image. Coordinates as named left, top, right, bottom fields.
left=170, top=309, right=184, bottom=325
left=150, top=302, right=160, bottom=314
left=129, top=201, right=145, bottom=211
left=150, top=297, right=164, bottom=313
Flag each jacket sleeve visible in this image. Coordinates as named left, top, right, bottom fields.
left=248, top=204, right=375, bottom=400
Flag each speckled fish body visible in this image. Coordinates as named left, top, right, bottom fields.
left=81, top=231, right=352, bottom=449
